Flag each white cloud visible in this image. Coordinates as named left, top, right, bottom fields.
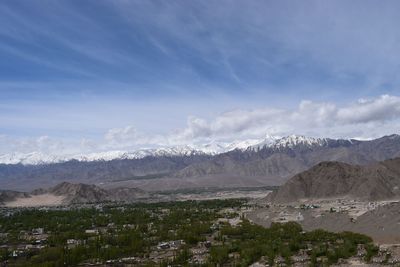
left=172, top=94, right=400, bottom=143
left=103, top=126, right=168, bottom=149
left=105, top=126, right=138, bottom=144
left=337, top=95, right=400, bottom=124
left=0, top=135, right=66, bottom=155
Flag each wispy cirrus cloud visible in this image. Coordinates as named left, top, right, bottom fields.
left=3, top=1, right=400, bottom=91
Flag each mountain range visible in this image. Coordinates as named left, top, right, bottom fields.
left=0, top=135, right=353, bottom=166
left=1, top=134, right=400, bottom=191
left=0, top=138, right=269, bottom=165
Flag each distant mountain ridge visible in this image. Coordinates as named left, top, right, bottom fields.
left=1, top=134, right=400, bottom=191
left=266, top=157, right=400, bottom=203
left=0, top=135, right=350, bottom=165
left=0, top=146, right=212, bottom=165
left=0, top=154, right=211, bottom=191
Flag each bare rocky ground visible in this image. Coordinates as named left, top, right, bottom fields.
left=248, top=199, right=400, bottom=244
left=5, top=193, right=66, bottom=207
left=1, top=186, right=271, bottom=207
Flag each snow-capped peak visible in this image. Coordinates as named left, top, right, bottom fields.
left=250, top=134, right=280, bottom=149
left=251, top=135, right=329, bottom=150
left=0, top=152, right=68, bottom=165
left=194, top=142, right=230, bottom=155
left=272, top=135, right=328, bottom=148
left=225, top=139, right=266, bottom=151
left=0, top=134, right=336, bottom=165
left=0, top=145, right=213, bottom=165
left=73, top=146, right=206, bottom=162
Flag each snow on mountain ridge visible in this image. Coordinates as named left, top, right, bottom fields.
left=0, top=146, right=212, bottom=165
left=0, top=135, right=344, bottom=165
left=0, top=152, right=66, bottom=165
left=272, top=135, right=328, bottom=148
left=225, top=139, right=264, bottom=151
left=250, top=135, right=332, bottom=150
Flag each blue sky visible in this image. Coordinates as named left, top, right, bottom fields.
left=1, top=0, right=400, bottom=154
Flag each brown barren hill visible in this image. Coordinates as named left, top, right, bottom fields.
left=266, top=157, right=400, bottom=203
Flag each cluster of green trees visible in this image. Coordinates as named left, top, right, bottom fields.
left=0, top=199, right=378, bottom=266
left=208, top=220, right=378, bottom=266
left=0, top=199, right=243, bottom=266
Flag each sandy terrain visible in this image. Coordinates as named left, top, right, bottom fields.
left=5, top=194, right=66, bottom=207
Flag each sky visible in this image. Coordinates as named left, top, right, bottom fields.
left=1, top=0, right=400, bottom=155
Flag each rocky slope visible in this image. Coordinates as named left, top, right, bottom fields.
left=266, top=157, right=400, bottom=203
left=48, top=182, right=111, bottom=204
left=0, top=190, right=30, bottom=205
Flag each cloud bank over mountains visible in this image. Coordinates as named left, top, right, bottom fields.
left=170, top=94, right=400, bottom=142
left=1, top=95, right=399, bottom=156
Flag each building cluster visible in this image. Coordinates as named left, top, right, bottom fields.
left=0, top=227, right=48, bottom=259
left=243, top=243, right=400, bottom=267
